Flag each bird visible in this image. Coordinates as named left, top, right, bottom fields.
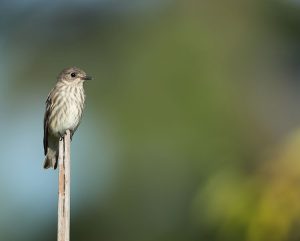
left=43, top=67, right=92, bottom=169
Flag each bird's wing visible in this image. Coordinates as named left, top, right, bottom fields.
left=43, top=92, right=52, bottom=155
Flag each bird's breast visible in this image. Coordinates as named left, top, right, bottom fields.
left=49, top=86, right=85, bottom=136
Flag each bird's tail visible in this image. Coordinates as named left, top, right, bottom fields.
left=43, top=147, right=58, bottom=169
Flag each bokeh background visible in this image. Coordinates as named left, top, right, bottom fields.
left=1, top=0, right=300, bottom=240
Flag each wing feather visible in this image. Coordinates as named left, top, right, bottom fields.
left=43, top=93, right=52, bottom=155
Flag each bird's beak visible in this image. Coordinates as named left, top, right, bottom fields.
left=81, top=75, right=92, bottom=81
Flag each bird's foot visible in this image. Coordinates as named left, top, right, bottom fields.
left=59, top=132, right=65, bottom=141
left=59, top=130, right=72, bottom=141
left=58, top=131, right=74, bottom=141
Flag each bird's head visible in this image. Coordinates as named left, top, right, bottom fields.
left=58, top=67, right=92, bottom=85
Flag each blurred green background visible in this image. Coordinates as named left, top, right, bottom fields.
left=2, top=0, right=300, bottom=240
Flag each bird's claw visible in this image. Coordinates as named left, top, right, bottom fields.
left=59, top=130, right=73, bottom=141
left=59, top=132, right=65, bottom=141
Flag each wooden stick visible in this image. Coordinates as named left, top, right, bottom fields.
left=58, top=130, right=71, bottom=241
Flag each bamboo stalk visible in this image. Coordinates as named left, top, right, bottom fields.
left=58, top=130, right=71, bottom=241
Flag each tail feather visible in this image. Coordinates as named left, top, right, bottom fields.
left=43, top=147, right=58, bottom=169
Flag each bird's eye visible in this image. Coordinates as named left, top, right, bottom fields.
left=70, top=72, right=76, bottom=77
